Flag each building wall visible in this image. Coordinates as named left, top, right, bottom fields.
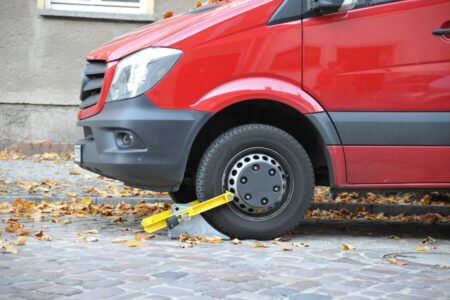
left=0, top=0, right=194, bottom=149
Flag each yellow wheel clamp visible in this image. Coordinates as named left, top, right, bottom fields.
left=141, top=191, right=234, bottom=235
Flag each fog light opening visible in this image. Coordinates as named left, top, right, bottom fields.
left=122, top=133, right=133, bottom=146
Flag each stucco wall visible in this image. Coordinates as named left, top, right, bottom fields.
left=0, top=0, right=194, bottom=148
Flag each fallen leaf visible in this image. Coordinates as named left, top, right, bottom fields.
left=135, top=234, right=155, bottom=241
left=416, top=246, right=429, bottom=252
left=272, top=241, right=281, bottom=245
left=342, top=243, right=356, bottom=251
left=112, top=239, right=128, bottom=243
left=292, top=242, right=310, bottom=248
left=38, top=235, right=52, bottom=241
left=5, top=222, right=20, bottom=233
left=282, top=248, right=293, bottom=251
left=66, top=192, right=78, bottom=198
left=56, top=219, right=71, bottom=225
left=387, top=258, right=408, bottom=266
left=35, top=230, right=44, bottom=238
left=422, top=236, right=437, bottom=244
left=180, top=244, right=193, bottom=248
left=253, top=242, right=268, bottom=248
left=274, top=237, right=292, bottom=242
left=0, top=239, right=18, bottom=254
left=69, top=170, right=83, bottom=175
left=387, top=235, right=400, bottom=240
left=124, top=239, right=144, bottom=247
left=163, top=11, right=173, bottom=19
left=83, top=229, right=98, bottom=234
left=14, top=237, right=27, bottom=246
left=80, top=197, right=92, bottom=205
left=195, top=0, right=202, bottom=8
left=177, top=234, right=190, bottom=243
left=436, top=264, right=450, bottom=269
left=85, top=237, right=98, bottom=242
left=231, top=238, right=242, bottom=244
left=15, top=228, right=30, bottom=236
left=119, top=228, right=131, bottom=231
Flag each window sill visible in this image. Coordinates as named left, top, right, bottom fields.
left=39, top=9, right=156, bottom=22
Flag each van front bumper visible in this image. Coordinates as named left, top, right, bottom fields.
left=76, top=95, right=211, bottom=191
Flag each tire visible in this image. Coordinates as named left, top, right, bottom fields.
left=169, top=182, right=197, bottom=204
left=196, top=124, right=314, bottom=240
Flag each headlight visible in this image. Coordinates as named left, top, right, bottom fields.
left=106, top=47, right=182, bottom=102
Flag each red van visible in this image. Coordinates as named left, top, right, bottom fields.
left=76, top=0, right=450, bottom=239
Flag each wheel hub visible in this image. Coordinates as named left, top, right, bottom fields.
left=227, top=153, right=287, bottom=214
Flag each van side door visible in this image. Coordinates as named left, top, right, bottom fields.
left=302, top=0, right=450, bottom=185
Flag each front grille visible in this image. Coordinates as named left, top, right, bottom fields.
left=79, top=60, right=106, bottom=109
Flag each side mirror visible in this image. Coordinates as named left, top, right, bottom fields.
left=311, top=0, right=357, bottom=13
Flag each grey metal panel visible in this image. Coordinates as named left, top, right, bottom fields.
left=329, top=112, right=450, bottom=146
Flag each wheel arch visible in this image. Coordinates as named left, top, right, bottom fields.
left=183, top=99, right=340, bottom=190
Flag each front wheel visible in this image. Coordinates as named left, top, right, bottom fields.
left=196, top=124, right=314, bottom=240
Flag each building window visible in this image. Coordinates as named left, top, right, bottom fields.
left=44, top=0, right=151, bottom=15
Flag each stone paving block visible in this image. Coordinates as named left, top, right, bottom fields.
left=204, top=288, right=240, bottom=298
left=385, top=293, right=432, bottom=300
left=228, top=291, right=275, bottom=300
left=37, top=285, right=82, bottom=296
left=145, top=286, right=194, bottom=297
left=109, top=292, right=147, bottom=300
left=120, top=279, right=165, bottom=290
left=0, top=275, right=34, bottom=286
left=289, top=293, right=333, bottom=300
left=261, top=287, right=301, bottom=297
left=12, top=281, right=47, bottom=290
left=152, top=271, right=188, bottom=280
left=287, top=280, right=321, bottom=291
left=73, top=287, right=125, bottom=299
left=83, top=278, right=123, bottom=289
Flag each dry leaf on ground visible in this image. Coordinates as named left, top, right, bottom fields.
left=387, top=235, right=400, bottom=240
left=84, top=237, right=98, bottom=242
left=180, top=244, right=193, bottom=248
left=292, top=242, right=310, bottom=248
left=422, top=236, right=437, bottom=244
left=253, top=242, right=268, bottom=248
left=69, top=170, right=83, bottom=175
left=112, top=239, right=128, bottom=243
left=342, top=243, right=356, bottom=250
left=15, top=228, right=30, bottom=236
left=14, top=237, right=27, bottom=246
left=274, top=237, right=292, bottom=242
left=231, top=238, right=242, bottom=244
left=124, top=239, right=144, bottom=247
left=387, top=258, right=408, bottom=266
left=282, top=248, right=293, bottom=251
left=5, top=222, right=20, bottom=233
left=134, top=234, right=155, bottom=241
left=1, top=239, right=18, bottom=254
left=416, top=246, right=429, bottom=252
left=83, top=229, right=98, bottom=234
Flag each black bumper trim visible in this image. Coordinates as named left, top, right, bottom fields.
left=76, top=95, right=212, bottom=191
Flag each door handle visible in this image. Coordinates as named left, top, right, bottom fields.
left=432, top=29, right=450, bottom=36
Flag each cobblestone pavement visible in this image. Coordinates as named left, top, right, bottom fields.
left=1, top=212, right=449, bottom=300
left=0, top=160, right=163, bottom=199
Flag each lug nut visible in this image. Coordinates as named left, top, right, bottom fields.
left=240, top=177, right=247, bottom=184
left=245, top=194, right=252, bottom=200
left=261, top=198, right=268, bottom=205
left=252, top=164, right=260, bottom=171
left=269, top=169, right=276, bottom=176
left=273, top=186, right=280, bottom=192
